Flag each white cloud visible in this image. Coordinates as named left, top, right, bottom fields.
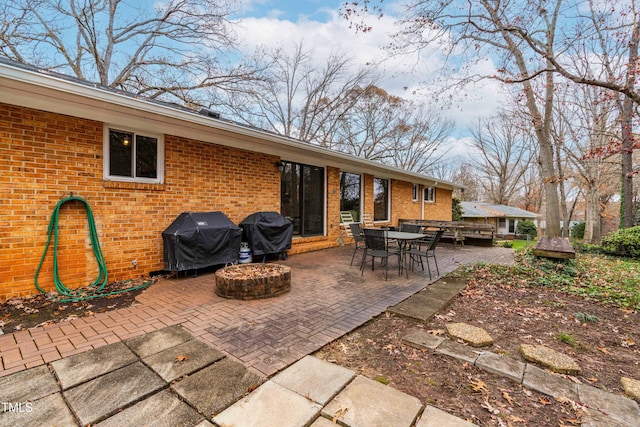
left=232, top=5, right=506, bottom=146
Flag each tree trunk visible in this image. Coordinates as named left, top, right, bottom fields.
left=584, top=184, right=602, bottom=243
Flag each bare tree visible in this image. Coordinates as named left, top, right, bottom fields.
left=469, top=113, right=534, bottom=206
left=0, top=0, right=257, bottom=104
left=214, top=41, right=377, bottom=146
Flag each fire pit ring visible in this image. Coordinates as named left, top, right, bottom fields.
left=215, top=263, right=291, bottom=300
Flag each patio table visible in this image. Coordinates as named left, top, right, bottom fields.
left=385, top=231, right=426, bottom=278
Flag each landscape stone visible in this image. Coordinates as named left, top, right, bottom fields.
left=51, top=341, right=137, bottom=390
left=446, top=323, right=493, bottom=347
left=402, top=329, right=445, bottom=350
left=388, top=293, right=446, bottom=322
left=171, top=357, right=264, bottom=417
left=213, top=380, right=322, bottom=427
left=621, top=377, right=640, bottom=402
left=415, top=405, right=478, bottom=427
left=142, top=339, right=224, bottom=382
left=435, top=340, right=482, bottom=364
left=310, top=416, right=341, bottom=427
left=519, top=344, right=581, bottom=375
left=63, top=362, right=165, bottom=426
left=124, top=324, right=193, bottom=358
left=95, top=390, right=204, bottom=427
left=475, top=351, right=525, bottom=382
left=322, top=375, right=423, bottom=427
left=578, top=383, right=640, bottom=426
left=0, top=365, right=59, bottom=403
left=522, top=364, right=579, bottom=401
left=271, top=355, right=355, bottom=405
left=0, top=393, right=76, bottom=427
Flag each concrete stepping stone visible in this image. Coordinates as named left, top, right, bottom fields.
left=622, top=377, right=640, bottom=402
left=402, top=329, right=445, bottom=350
left=476, top=351, right=525, bottom=383
left=0, top=393, right=76, bottom=427
left=171, top=357, right=264, bottom=417
left=388, top=293, right=446, bottom=322
left=578, top=382, right=640, bottom=426
left=95, top=390, right=204, bottom=427
left=51, top=341, right=137, bottom=390
left=519, top=344, right=581, bottom=375
left=142, top=339, right=224, bottom=382
left=322, top=375, right=423, bottom=427
left=124, top=324, right=193, bottom=358
left=212, top=380, right=322, bottom=427
left=416, top=405, right=478, bottom=426
left=63, top=361, right=165, bottom=426
left=0, top=365, right=59, bottom=403
left=446, top=323, right=493, bottom=347
left=271, top=356, right=355, bottom=405
left=522, top=364, right=579, bottom=401
left=435, top=340, right=482, bottom=364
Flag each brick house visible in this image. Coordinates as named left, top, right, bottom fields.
left=0, top=59, right=459, bottom=300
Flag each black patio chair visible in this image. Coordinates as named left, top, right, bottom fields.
left=399, top=223, right=422, bottom=233
left=407, top=230, right=444, bottom=280
left=348, top=222, right=366, bottom=266
left=360, top=228, right=401, bottom=280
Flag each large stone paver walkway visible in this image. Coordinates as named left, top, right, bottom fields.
left=0, top=245, right=513, bottom=378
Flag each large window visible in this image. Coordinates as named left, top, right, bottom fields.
left=280, top=161, right=325, bottom=236
left=105, top=127, right=163, bottom=183
left=340, top=172, right=361, bottom=222
left=424, top=187, right=435, bottom=203
left=373, top=178, right=389, bottom=222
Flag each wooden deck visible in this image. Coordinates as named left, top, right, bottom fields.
left=532, top=237, right=576, bottom=260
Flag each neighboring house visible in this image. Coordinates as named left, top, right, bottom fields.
left=0, top=58, right=459, bottom=300
left=460, top=201, right=540, bottom=237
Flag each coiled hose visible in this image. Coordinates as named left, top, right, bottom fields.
left=34, top=195, right=150, bottom=302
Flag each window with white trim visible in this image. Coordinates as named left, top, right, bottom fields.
left=374, top=177, right=390, bottom=221
left=104, top=127, right=164, bottom=183
left=424, top=187, right=435, bottom=203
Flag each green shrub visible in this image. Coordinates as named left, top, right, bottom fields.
left=600, top=226, right=640, bottom=258
left=570, top=221, right=586, bottom=239
left=573, top=242, right=602, bottom=254
left=516, top=220, right=537, bottom=239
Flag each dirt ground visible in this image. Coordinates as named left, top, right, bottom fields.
left=315, top=270, right=640, bottom=426
left=2, top=269, right=639, bottom=426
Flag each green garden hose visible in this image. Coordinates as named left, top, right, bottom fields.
left=34, top=195, right=150, bottom=302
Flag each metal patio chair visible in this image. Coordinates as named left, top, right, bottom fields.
left=360, top=228, right=401, bottom=280
left=407, top=229, right=444, bottom=280
left=348, top=223, right=366, bottom=266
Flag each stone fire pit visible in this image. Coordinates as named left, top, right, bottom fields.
left=215, top=263, right=291, bottom=300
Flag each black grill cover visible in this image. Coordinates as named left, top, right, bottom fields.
left=240, top=212, right=293, bottom=256
left=162, top=212, right=242, bottom=271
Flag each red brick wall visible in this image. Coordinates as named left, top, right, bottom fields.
left=423, top=187, right=453, bottom=220
left=0, top=103, right=280, bottom=300
left=1, top=102, right=455, bottom=299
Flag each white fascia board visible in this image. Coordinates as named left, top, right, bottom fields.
left=0, top=62, right=461, bottom=190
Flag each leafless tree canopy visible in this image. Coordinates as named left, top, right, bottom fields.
left=0, top=0, right=259, bottom=104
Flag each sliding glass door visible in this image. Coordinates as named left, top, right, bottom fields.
left=280, top=161, right=325, bottom=236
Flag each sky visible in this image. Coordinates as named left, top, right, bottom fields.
left=228, top=0, right=506, bottom=161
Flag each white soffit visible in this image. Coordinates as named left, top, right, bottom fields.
left=0, top=62, right=459, bottom=190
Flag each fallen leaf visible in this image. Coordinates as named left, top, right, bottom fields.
left=597, top=346, right=610, bottom=354
left=539, top=397, right=551, bottom=405
left=247, top=383, right=258, bottom=393
left=500, top=389, right=514, bottom=405
left=481, top=398, right=500, bottom=414
left=622, top=338, right=636, bottom=348
left=332, top=407, right=349, bottom=422
left=470, top=378, right=488, bottom=393
left=509, top=415, right=526, bottom=423
left=175, top=354, right=190, bottom=362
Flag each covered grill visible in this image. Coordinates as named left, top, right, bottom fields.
left=240, top=212, right=293, bottom=260
left=163, top=212, right=242, bottom=271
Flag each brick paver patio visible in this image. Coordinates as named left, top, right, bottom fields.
left=0, top=245, right=514, bottom=377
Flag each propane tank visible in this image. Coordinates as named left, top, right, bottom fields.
left=239, top=242, right=252, bottom=264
